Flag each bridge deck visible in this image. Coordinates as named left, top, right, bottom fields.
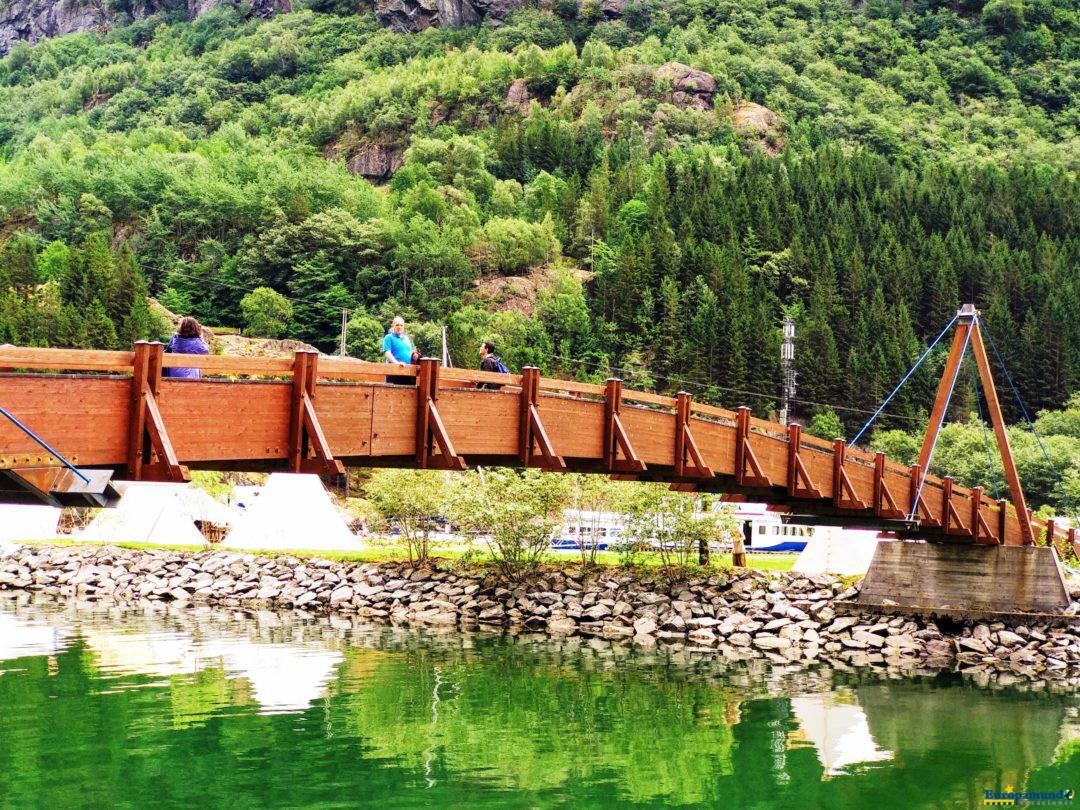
left=0, top=344, right=1073, bottom=553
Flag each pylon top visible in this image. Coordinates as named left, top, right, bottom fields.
left=957, top=303, right=978, bottom=320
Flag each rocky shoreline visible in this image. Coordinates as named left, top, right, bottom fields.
left=3, top=544, right=1080, bottom=687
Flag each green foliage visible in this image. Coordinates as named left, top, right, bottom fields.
left=240, top=286, right=293, bottom=338
left=450, top=469, right=572, bottom=579
left=806, top=411, right=845, bottom=441
left=366, top=469, right=451, bottom=565
left=0, top=1, right=1073, bottom=430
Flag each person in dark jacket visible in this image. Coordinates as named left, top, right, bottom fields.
left=164, top=316, right=210, bottom=379
left=477, top=340, right=505, bottom=390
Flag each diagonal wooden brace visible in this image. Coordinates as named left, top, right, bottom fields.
left=941, top=476, right=972, bottom=537
left=872, top=452, right=903, bottom=518
left=832, top=439, right=867, bottom=511
left=674, top=392, right=712, bottom=479
left=735, top=407, right=769, bottom=488
left=787, top=424, right=821, bottom=499
left=519, top=367, right=565, bottom=471
left=604, top=379, right=646, bottom=473
left=288, top=351, right=345, bottom=477
left=416, top=358, right=466, bottom=471
left=908, top=464, right=941, bottom=527
left=969, top=487, right=999, bottom=545
left=127, top=341, right=188, bottom=483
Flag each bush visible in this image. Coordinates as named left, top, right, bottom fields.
left=240, top=286, right=293, bottom=338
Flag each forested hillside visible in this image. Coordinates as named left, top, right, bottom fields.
left=0, top=0, right=1076, bottom=436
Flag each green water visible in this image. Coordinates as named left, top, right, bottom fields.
left=0, top=595, right=1077, bottom=809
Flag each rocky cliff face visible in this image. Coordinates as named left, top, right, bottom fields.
left=373, top=0, right=523, bottom=33
left=0, top=0, right=290, bottom=54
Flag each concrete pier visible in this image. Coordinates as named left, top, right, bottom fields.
left=857, top=541, right=1070, bottom=616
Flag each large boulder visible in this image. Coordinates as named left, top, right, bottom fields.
left=731, top=101, right=785, bottom=154
left=655, top=62, right=717, bottom=111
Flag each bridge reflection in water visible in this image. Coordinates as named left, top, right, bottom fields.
left=0, top=596, right=1076, bottom=807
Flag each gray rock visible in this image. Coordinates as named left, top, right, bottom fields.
left=753, top=635, right=792, bottom=650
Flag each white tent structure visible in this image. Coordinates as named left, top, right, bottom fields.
left=221, top=473, right=359, bottom=553
left=789, top=692, right=893, bottom=777
left=76, top=482, right=234, bottom=547
left=0, top=504, right=61, bottom=543
left=792, top=531, right=883, bottom=577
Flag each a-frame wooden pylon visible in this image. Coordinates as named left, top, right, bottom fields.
left=916, top=304, right=1034, bottom=546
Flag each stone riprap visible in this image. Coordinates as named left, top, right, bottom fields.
left=3, top=544, right=1080, bottom=685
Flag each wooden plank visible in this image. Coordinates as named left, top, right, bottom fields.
left=622, top=389, right=678, bottom=409
left=0, top=346, right=135, bottom=372
left=537, top=378, right=606, bottom=398
left=435, top=389, right=519, bottom=456
left=689, top=402, right=736, bottom=422
left=690, top=418, right=738, bottom=479
left=535, top=395, right=605, bottom=459
left=0, top=375, right=131, bottom=467
left=619, top=405, right=676, bottom=467
left=157, top=380, right=291, bottom=463
left=161, top=354, right=295, bottom=375
left=318, top=357, right=415, bottom=378
left=749, top=415, right=788, bottom=440
left=369, top=385, right=417, bottom=457
left=312, top=384, right=375, bottom=457
left=441, top=367, right=523, bottom=387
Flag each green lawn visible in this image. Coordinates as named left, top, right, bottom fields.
left=19, top=538, right=797, bottom=573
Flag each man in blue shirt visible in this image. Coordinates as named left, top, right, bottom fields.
left=382, top=316, right=415, bottom=385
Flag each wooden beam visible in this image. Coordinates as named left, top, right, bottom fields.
left=674, top=392, right=712, bottom=479
left=603, top=379, right=646, bottom=473
left=288, top=351, right=344, bottom=477
left=416, top=358, right=465, bottom=471
left=786, top=424, right=821, bottom=499
left=908, top=464, right=940, bottom=527
left=125, top=341, right=188, bottom=483
left=969, top=320, right=1035, bottom=546
left=518, top=367, right=565, bottom=471
left=832, top=439, right=867, bottom=511
left=734, top=407, right=768, bottom=488
left=918, top=316, right=973, bottom=473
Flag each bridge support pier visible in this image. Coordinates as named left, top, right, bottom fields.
left=856, top=540, right=1070, bottom=617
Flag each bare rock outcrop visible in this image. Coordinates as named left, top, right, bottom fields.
left=732, top=101, right=785, bottom=154
left=506, top=78, right=529, bottom=111
left=0, top=0, right=288, bottom=54
left=374, top=0, right=525, bottom=33
left=345, top=143, right=404, bottom=181
left=655, top=62, right=717, bottom=111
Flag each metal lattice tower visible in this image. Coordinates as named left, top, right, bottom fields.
left=780, top=316, right=796, bottom=426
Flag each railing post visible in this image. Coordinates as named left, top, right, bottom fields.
left=126, top=341, right=186, bottom=483
left=416, top=357, right=465, bottom=471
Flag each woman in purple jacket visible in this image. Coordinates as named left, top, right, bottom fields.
left=164, top=316, right=210, bottom=379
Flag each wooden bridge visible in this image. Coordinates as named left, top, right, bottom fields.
left=0, top=334, right=1075, bottom=561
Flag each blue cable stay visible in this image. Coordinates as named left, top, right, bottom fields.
left=981, top=324, right=1076, bottom=517
left=851, top=312, right=960, bottom=448
left=969, top=355, right=1000, bottom=500
left=0, top=404, right=90, bottom=484
left=908, top=321, right=973, bottom=521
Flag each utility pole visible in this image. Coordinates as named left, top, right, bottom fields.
left=780, top=315, right=796, bottom=426
left=339, top=309, right=348, bottom=357
left=441, top=324, right=452, bottom=367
